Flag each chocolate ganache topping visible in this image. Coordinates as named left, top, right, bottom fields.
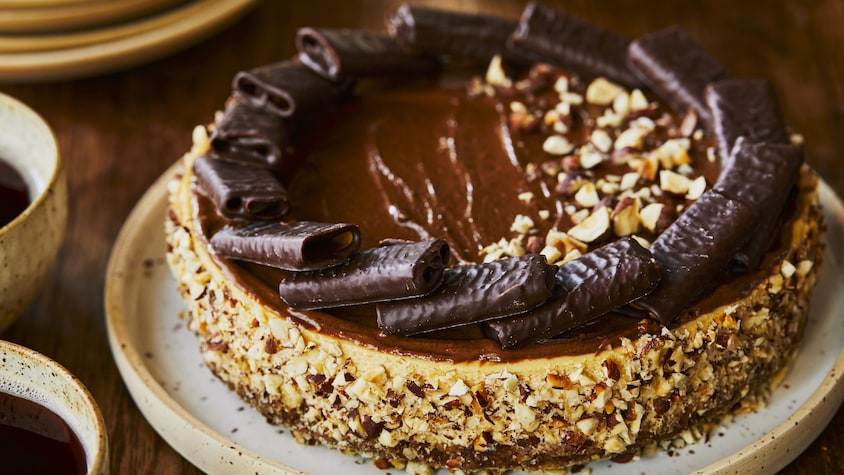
left=192, top=2, right=802, bottom=362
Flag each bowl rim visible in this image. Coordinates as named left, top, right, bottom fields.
left=0, top=339, right=109, bottom=475
left=0, top=91, right=62, bottom=234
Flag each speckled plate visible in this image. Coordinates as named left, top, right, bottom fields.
left=105, top=163, right=844, bottom=475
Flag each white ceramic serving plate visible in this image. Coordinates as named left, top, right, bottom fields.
left=106, top=163, right=844, bottom=475
left=0, top=0, right=258, bottom=82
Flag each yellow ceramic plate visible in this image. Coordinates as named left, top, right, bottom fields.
left=0, top=0, right=258, bottom=82
left=0, top=0, right=102, bottom=8
left=105, top=162, right=844, bottom=475
left=0, top=0, right=186, bottom=33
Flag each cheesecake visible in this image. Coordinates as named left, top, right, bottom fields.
left=164, top=2, right=824, bottom=472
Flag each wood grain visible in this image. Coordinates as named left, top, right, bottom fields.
left=1, top=1, right=841, bottom=473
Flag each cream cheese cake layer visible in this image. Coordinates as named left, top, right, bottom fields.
left=165, top=138, right=823, bottom=472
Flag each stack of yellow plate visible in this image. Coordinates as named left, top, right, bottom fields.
left=0, top=0, right=259, bottom=82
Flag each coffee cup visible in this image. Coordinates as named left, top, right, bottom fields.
left=0, top=92, right=68, bottom=331
left=0, top=340, right=108, bottom=474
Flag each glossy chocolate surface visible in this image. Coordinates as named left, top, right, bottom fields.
left=193, top=74, right=792, bottom=363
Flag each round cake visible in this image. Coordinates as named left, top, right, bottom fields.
left=165, top=3, right=825, bottom=473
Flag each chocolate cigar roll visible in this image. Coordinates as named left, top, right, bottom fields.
left=210, top=98, right=287, bottom=169
left=233, top=60, right=355, bottom=118
left=555, top=237, right=662, bottom=319
left=377, top=254, right=557, bottom=335
left=483, top=292, right=570, bottom=349
left=486, top=238, right=661, bottom=348
left=628, top=25, right=730, bottom=127
left=386, top=3, right=517, bottom=61
left=278, top=239, right=450, bottom=309
left=705, top=79, right=789, bottom=165
left=296, top=27, right=440, bottom=80
left=507, top=1, right=643, bottom=88
left=210, top=221, right=360, bottom=271
left=192, top=154, right=288, bottom=220
left=635, top=189, right=757, bottom=324
left=715, top=138, right=804, bottom=271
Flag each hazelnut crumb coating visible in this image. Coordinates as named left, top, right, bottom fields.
left=165, top=136, right=824, bottom=472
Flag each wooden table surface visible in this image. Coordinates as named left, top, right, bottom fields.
left=1, top=1, right=842, bottom=473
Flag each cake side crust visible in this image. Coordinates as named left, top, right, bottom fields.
left=165, top=135, right=825, bottom=472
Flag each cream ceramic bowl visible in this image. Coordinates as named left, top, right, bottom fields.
left=0, top=340, right=109, bottom=474
left=0, top=91, right=67, bottom=331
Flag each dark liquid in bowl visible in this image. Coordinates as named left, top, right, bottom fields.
left=0, top=392, right=87, bottom=475
left=0, top=159, right=30, bottom=228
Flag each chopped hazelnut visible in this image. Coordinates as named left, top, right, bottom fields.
left=615, top=125, right=648, bottom=151
left=555, top=100, right=571, bottom=117
left=543, top=109, right=560, bottom=126
left=574, top=182, right=600, bottom=208
left=613, top=91, right=631, bottom=116
left=685, top=176, right=707, bottom=200
left=510, top=214, right=535, bottom=234
left=485, top=54, right=512, bottom=87
left=509, top=102, right=540, bottom=132
left=570, top=208, right=590, bottom=224
left=518, top=191, right=535, bottom=204
left=635, top=155, right=659, bottom=181
left=540, top=159, right=562, bottom=177
left=659, top=169, right=692, bottom=195
left=505, top=237, right=526, bottom=257
left=576, top=417, right=599, bottom=436
left=553, top=119, right=570, bottom=134
left=568, top=207, right=611, bottom=243
left=560, top=91, right=584, bottom=105
left=561, top=249, right=583, bottom=263
left=629, top=89, right=649, bottom=111
left=556, top=171, right=590, bottom=196
left=543, top=135, right=575, bottom=156
left=525, top=235, right=545, bottom=254
left=796, top=259, right=814, bottom=277
left=639, top=203, right=666, bottom=233
left=652, top=138, right=691, bottom=169
left=546, top=229, right=587, bottom=255
left=612, top=197, right=641, bottom=236
left=781, top=260, right=797, bottom=279
left=585, top=77, right=625, bottom=105
left=631, top=234, right=651, bottom=248
left=553, top=76, right=569, bottom=94
left=620, top=172, right=641, bottom=191
left=706, top=146, right=718, bottom=163
left=580, top=149, right=605, bottom=169
left=448, top=379, right=470, bottom=397
left=540, top=244, right=562, bottom=264
left=597, top=109, right=623, bottom=128
left=679, top=109, right=698, bottom=137
left=591, top=129, right=613, bottom=153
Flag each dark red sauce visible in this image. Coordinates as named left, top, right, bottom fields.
left=0, top=159, right=29, bottom=228
left=0, top=392, right=87, bottom=475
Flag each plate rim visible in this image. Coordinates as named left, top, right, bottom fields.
left=105, top=161, right=303, bottom=475
left=105, top=162, right=844, bottom=475
left=0, top=0, right=186, bottom=33
left=0, top=0, right=259, bottom=82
